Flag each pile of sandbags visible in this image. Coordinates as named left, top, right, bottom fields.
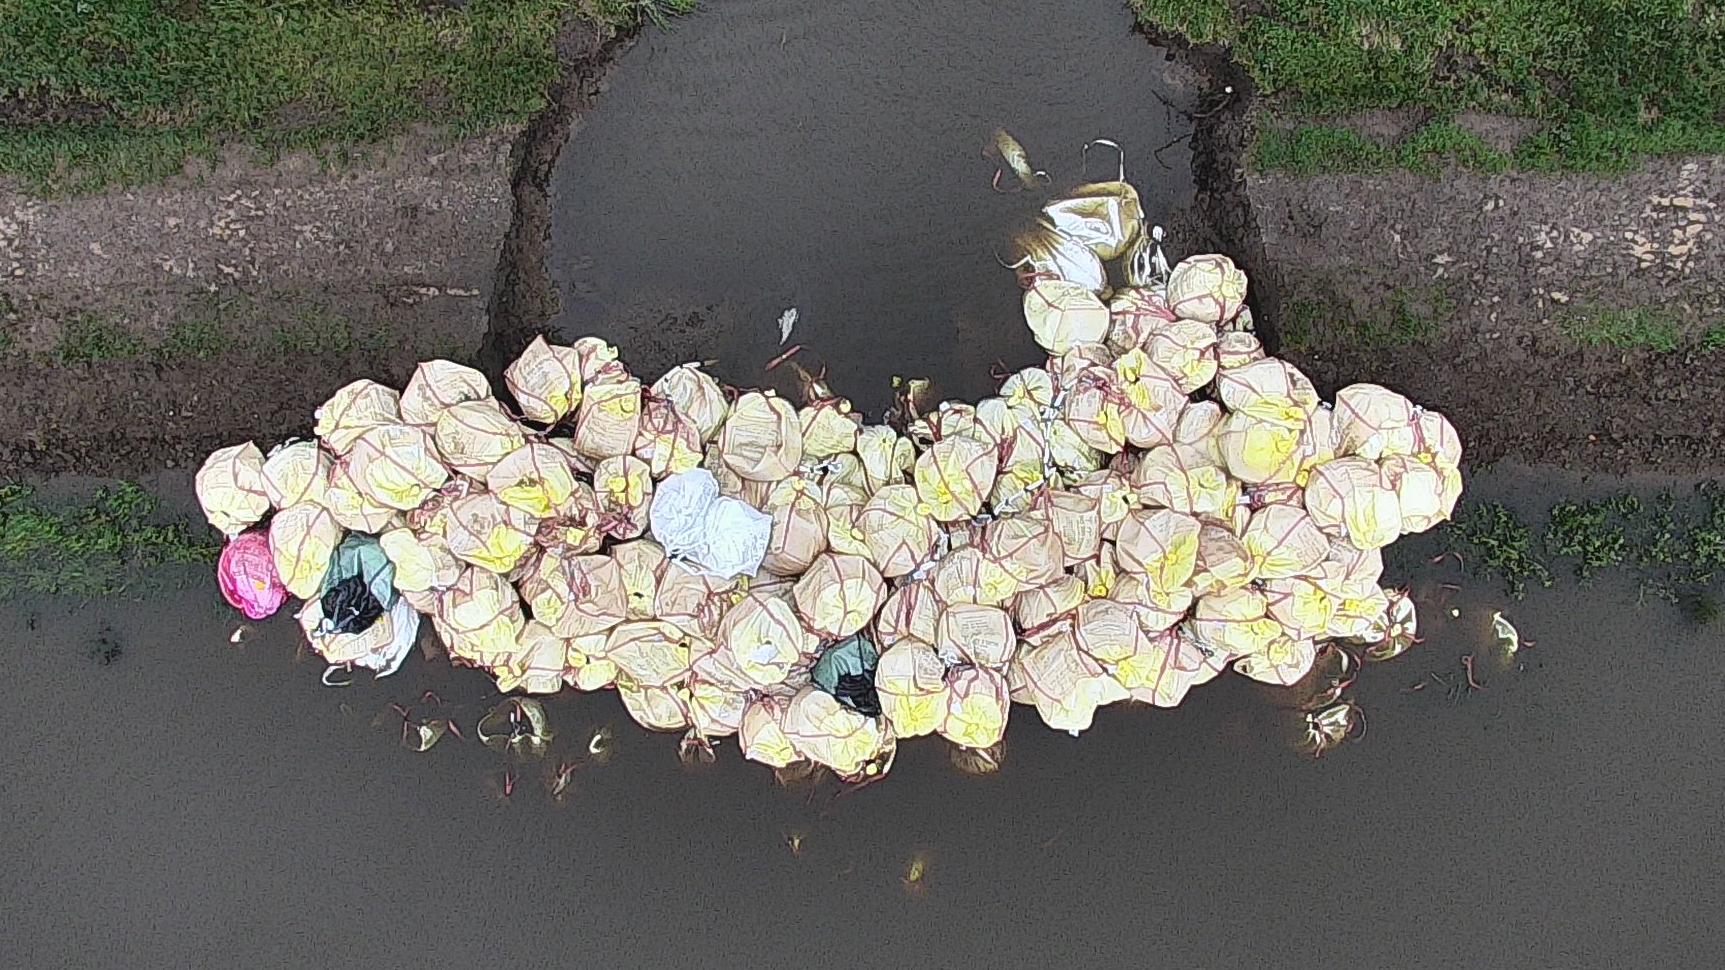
left=195, top=170, right=1460, bottom=783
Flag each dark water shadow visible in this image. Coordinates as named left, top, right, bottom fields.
left=545, top=0, right=1197, bottom=413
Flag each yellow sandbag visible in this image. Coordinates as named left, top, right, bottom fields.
left=1144, top=319, right=1219, bottom=393
left=594, top=455, right=653, bottom=540
left=258, top=440, right=329, bottom=510
left=444, top=491, right=536, bottom=574
left=539, top=481, right=605, bottom=555
left=493, top=621, right=567, bottom=694
left=618, top=675, right=693, bottom=732
left=611, top=539, right=666, bottom=620
left=719, top=391, right=803, bottom=482
left=858, top=484, right=939, bottom=577
left=874, top=640, right=947, bottom=738
left=1040, top=490, right=1099, bottom=566
left=1110, top=573, right=1193, bottom=633
left=196, top=442, right=271, bottom=535
left=1077, top=543, right=1120, bottom=597
left=1414, top=408, right=1464, bottom=470
left=1112, top=348, right=1187, bottom=449
left=605, top=620, right=703, bottom=688
left=1303, top=457, right=1402, bottom=550
left=1105, top=286, right=1177, bottom=356
left=486, top=442, right=576, bottom=518
left=762, top=477, right=829, bottom=575
left=634, top=396, right=704, bottom=478
left=824, top=499, right=872, bottom=558
left=1130, top=446, right=1235, bottom=520
left=982, top=512, right=1065, bottom=590
left=1074, top=597, right=1150, bottom=665
left=914, top=435, right=999, bottom=522
left=1233, top=634, right=1318, bottom=686
left=1061, top=367, right=1128, bottom=454
left=1219, top=411, right=1306, bottom=484
left=856, top=425, right=915, bottom=492
left=799, top=401, right=861, bottom=458
left=877, top=580, right=941, bottom=646
left=525, top=552, right=627, bottom=638
left=655, top=562, right=741, bottom=639
left=268, top=503, right=341, bottom=599
left=1264, top=574, right=1336, bottom=641
left=572, top=377, right=643, bottom=460
left=717, top=590, right=817, bottom=689
left=936, top=603, right=1015, bottom=667
left=1217, top=358, right=1319, bottom=428
left=1001, top=366, right=1057, bottom=412
left=1380, top=454, right=1451, bottom=533
left=564, top=632, right=618, bottom=691
left=1023, top=278, right=1109, bottom=354
left=1011, top=574, right=1085, bottom=630
left=1333, top=383, right=1418, bottom=459
left=939, top=666, right=1010, bottom=749
left=1216, top=331, right=1266, bottom=369
left=504, top=336, right=584, bottom=425
left=651, top=363, right=729, bottom=442
left=571, top=335, right=629, bottom=386
left=434, top=399, right=525, bottom=478
left=314, top=379, right=402, bottom=455
left=1012, top=627, right=1130, bottom=734
left=323, top=461, right=401, bottom=533
left=1326, top=585, right=1391, bottom=641
left=739, top=694, right=801, bottom=768
left=346, top=423, right=450, bottom=511
left=793, top=553, right=884, bottom=638
left=931, top=546, right=1019, bottom=608
left=1189, top=523, right=1254, bottom=596
left=1045, top=416, right=1104, bottom=475
left=1188, top=587, right=1281, bottom=656
left=1173, top=400, right=1227, bottom=466
left=1242, top=503, right=1329, bottom=579
left=400, top=360, right=491, bottom=427
left=1165, top=253, right=1248, bottom=324
left=436, top=567, right=524, bottom=668
left=1114, top=508, right=1201, bottom=592
left=379, top=527, right=462, bottom=593
left=687, top=671, right=748, bottom=739
left=783, top=687, right=889, bottom=778
left=1117, top=627, right=1227, bottom=707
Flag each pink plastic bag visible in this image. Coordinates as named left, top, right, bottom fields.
left=219, top=529, right=289, bottom=619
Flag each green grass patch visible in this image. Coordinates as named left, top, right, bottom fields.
left=55, top=313, right=146, bottom=365
left=1446, top=501, right=1553, bottom=600
left=1253, top=118, right=1512, bottom=176
left=0, top=0, right=696, bottom=194
left=1561, top=303, right=1685, bottom=353
left=154, top=313, right=231, bottom=363
left=266, top=309, right=383, bottom=356
left=1278, top=285, right=1449, bottom=352
left=1135, top=0, right=1725, bottom=172
left=0, top=480, right=219, bottom=597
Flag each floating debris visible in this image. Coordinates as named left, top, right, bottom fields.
left=778, top=307, right=798, bottom=345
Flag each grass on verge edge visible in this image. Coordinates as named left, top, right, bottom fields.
left=0, top=481, right=218, bottom=597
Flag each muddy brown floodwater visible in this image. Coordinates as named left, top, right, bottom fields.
left=2, top=466, right=1722, bottom=968
left=543, top=0, right=1199, bottom=414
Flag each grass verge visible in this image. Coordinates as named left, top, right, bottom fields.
left=1133, top=0, right=1725, bottom=173
left=0, top=480, right=218, bottom=597
left=0, top=0, right=696, bottom=195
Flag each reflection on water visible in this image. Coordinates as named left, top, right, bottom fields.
left=3, top=464, right=1724, bottom=967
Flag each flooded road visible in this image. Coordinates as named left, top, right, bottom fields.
left=3, top=467, right=1722, bottom=968
left=546, top=0, right=1197, bottom=414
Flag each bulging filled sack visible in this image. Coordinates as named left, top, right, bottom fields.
left=346, top=424, right=449, bottom=511
left=314, top=380, right=402, bottom=455
left=793, top=553, right=885, bottom=639
left=196, top=442, right=271, bottom=536
left=400, top=360, right=491, bottom=427
left=443, top=491, right=537, bottom=574
left=874, top=640, right=948, bottom=739
left=938, top=666, right=1010, bottom=750
left=914, top=434, right=998, bottom=522
left=525, top=552, right=627, bottom=638
left=269, top=503, right=342, bottom=599
left=782, top=686, right=889, bottom=778
left=487, top=442, right=577, bottom=518
left=572, top=377, right=644, bottom=460
left=1165, top=253, right=1248, bottom=324
left=718, top=590, right=816, bottom=688
left=1011, top=627, right=1129, bottom=734
left=218, top=530, right=288, bottom=619
left=858, top=484, right=939, bottom=577
left=1024, top=278, right=1110, bottom=354
left=651, top=363, right=729, bottom=442
left=719, top=391, right=803, bottom=482
left=935, top=602, right=1015, bottom=667
left=504, top=336, right=584, bottom=425
left=434, top=399, right=526, bottom=478
left=261, top=440, right=332, bottom=509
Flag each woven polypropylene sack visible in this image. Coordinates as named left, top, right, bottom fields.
left=938, top=666, right=1010, bottom=750
left=197, top=442, right=271, bottom=536
left=1165, top=253, right=1248, bottom=324
left=634, top=396, right=704, bottom=478
left=1130, top=446, right=1235, bottom=520
left=687, top=670, right=748, bottom=739
left=1061, top=367, right=1128, bottom=454
left=572, top=378, right=644, bottom=460
left=1216, top=331, right=1266, bottom=369
left=1380, top=454, right=1451, bottom=534
left=1046, top=489, right=1102, bottom=565
left=1264, top=574, right=1337, bottom=641
left=824, top=499, right=872, bottom=558
left=345, top=424, right=449, bottom=511
left=1190, top=524, right=1254, bottom=596
left=718, top=590, right=817, bottom=688
left=258, top=441, right=329, bottom=510
left=400, top=360, right=491, bottom=427
left=435, top=567, right=524, bottom=668
left=1187, top=587, right=1280, bottom=657
left=1074, top=597, right=1150, bottom=665
left=492, top=620, right=568, bottom=694
left=719, top=391, right=803, bottom=482
left=914, top=435, right=998, bottom=522
left=434, top=399, right=525, bottom=478
left=655, top=561, right=742, bottom=639
left=1011, top=627, right=1129, bottom=734
left=1118, top=627, right=1228, bottom=708
left=1000, top=366, right=1057, bottom=412
left=1217, top=358, right=1319, bottom=428
left=609, top=539, right=666, bottom=620
left=505, top=336, right=584, bottom=425
left=739, top=694, right=801, bottom=768
left=874, top=640, right=947, bottom=738
left=782, top=686, right=888, bottom=777
left=651, top=363, right=729, bottom=442
left=936, top=603, right=1015, bottom=667
left=1233, top=634, right=1319, bottom=686
left=315, top=380, right=402, bottom=455
left=1012, top=574, right=1085, bottom=630
left=982, top=512, right=1064, bottom=590
left=1023, top=278, right=1109, bottom=355
left=605, top=620, right=703, bottom=688
left=876, top=580, right=941, bottom=646
left=800, top=402, right=861, bottom=458
left=1110, top=573, right=1193, bottom=634
left=444, top=491, right=537, bottom=574
left=564, top=632, right=619, bottom=691
left=378, top=527, right=462, bottom=594
left=858, top=484, right=939, bottom=577
left=527, top=552, right=627, bottom=638
left=1143, top=319, right=1218, bottom=394
left=322, top=460, right=399, bottom=533
left=1219, top=411, right=1306, bottom=485
left=761, top=479, right=829, bottom=576
left=594, top=455, right=654, bottom=540
left=857, top=425, right=915, bottom=492
left=618, top=677, right=693, bottom=733
left=487, top=443, right=576, bottom=518
left=793, top=553, right=884, bottom=639
left=1333, top=384, right=1418, bottom=460
left=930, top=546, right=1019, bottom=608
left=268, top=502, right=341, bottom=599
left=1114, top=508, right=1201, bottom=593
left=1105, top=286, right=1177, bottom=356
left=1112, top=349, right=1187, bottom=449
left=1242, top=503, right=1329, bottom=578
left=1303, top=457, right=1402, bottom=550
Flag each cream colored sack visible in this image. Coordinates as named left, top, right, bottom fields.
left=196, top=442, right=271, bottom=535
left=1118, top=627, right=1228, bottom=708
left=505, top=336, right=584, bottom=425
left=261, top=440, right=332, bottom=509
left=1110, top=573, right=1193, bottom=634
left=1024, top=279, right=1109, bottom=355
left=1013, top=574, right=1085, bottom=629
left=651, top=363, right=729, bottom=442
left=1105, top=286, right=1177, bottom=356
left=492, top=621, right=568, bottom=694
left=1217, top=358, right=1319, bottom=428
left=1187, top=587, right=1281, bottom=657
left=858, top=484, right=939, bottom=577
left=1114, top=508, right=1201, bottom=592
left=618, top=677, right=693, bottom=732
left=400, top=360, right=491, bottom=427
left=876, top=580, right=941, bottom=646
left=1143, top=319, right=1218, bottom=393
left=800, top=402, right=861, bottom=458
left=1165, top=253, right=1248, bottom=324
left=322, top=460, right=400, bottom=533
left=1233, top=634, right=1318, bottom=686
left=913, top=434, right=999, bottom=522
left=525, top=552, right=627, bottom=638
left=346, top=424, right=449, bottom=511
left=857, top=425, right=915, bottom=492
left=739, top=694, right=801, bottom=768
left=444, top=491, right=537, bottom=574
left=936, top=603, right=1015, bottom=667
left=611, top=539, right=666, bottom=619
left=1131, top=445, right=1235, bottom=520
left=793, top=553, right=885, bottom=638
left=268, top=503, right=341, bottom=599
left=1241, top=503, right=1329, bottom=578
left=487, top=442, right=576, bottom=518
left=1189, top=523, right=1254, bottom=596
left=634, top=396, right=705, bottom=478
left=1112, top=348, right=1187, bottom=448
left=1012, top=627, right=1130, bottom=734
left=572, top=377, right=644, bottom=460
left=379, top=527, right=462, bottom=593
left=594, top=455, right=654, bottom=540
left=435, top=567, right=525, bottom=669
left=931, top=546, right=1019, bottom=607
left=938, top=666, right=1010, bottom=750
left=1380, top=454, right=1452, bottom=533
left=1333, top=383, right=1418, bottom=459
left=434, top=399, right=525, bottom=478
left=875, top=640, right=948, bottom=739
left=783, top=687, right=888, bottom=777
left=1304, top=457, right=1402, bottom=550
left=605, top=620, right=704, bottom=688
left=762, top=478, right=829, bottom=575
left=717, top=590, right=817, bottom=689
left=314, top=380, right=402, bottom=455
left=719, top=392, right=803, bottom=482
left=982, top=512, right=1065, bottom=590
left=1219, top=411, right=1306, bottom=484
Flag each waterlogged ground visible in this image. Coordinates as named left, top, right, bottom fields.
left=3, top=465, right=1722, bottom=968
